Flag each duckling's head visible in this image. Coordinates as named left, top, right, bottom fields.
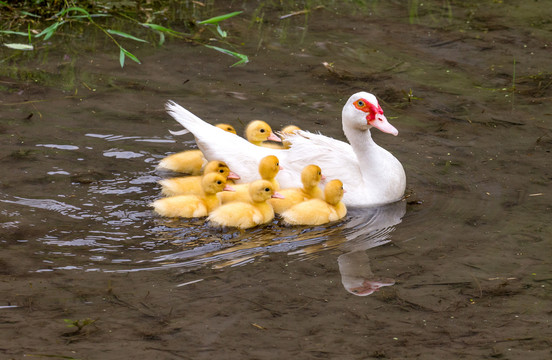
left=215, top=123, right=237, bottom=134
left=280, top=125, right=301, bottom=149
left=245, top=120, right=281, bottom=144
left=324, top=179, right=345, bottom=206
left=301, top=165, right=323, bottom=188
left=281, top=125, right=301, bottom=134
left=203, top=160, right=240, bottom=180
left=248, top=180, right=284, bottom=203
left=201, top=173, right=229, bottom=195
left=259, top=155, right=282, bottom=180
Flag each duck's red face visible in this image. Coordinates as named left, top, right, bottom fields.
left=352, top=98, right=398, bottom=136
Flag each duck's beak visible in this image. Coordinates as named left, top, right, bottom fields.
left=223, top=185, right=235, bottom=192
left=271, top=191, right=285, bottom=199
left=227, top=171, right=241, bottom=180
left=267, top=133, right=282, bottom=142
left=369, top=114, right=398, bottom=136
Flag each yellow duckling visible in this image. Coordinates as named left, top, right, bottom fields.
left=281, top=179, right=347, bottom=226
left=151, top=173, right=233, bottom=218
left=280, top=125, right=301, bottom=149
left=159, top=160, right=240, bottom=197
left=218, top=155, right=282, bottom=204
left=269, top=164, right=324, bottom=214
left=208, top=180, right=284, bottom=229
left=215, top=123, right=237, bottom=134
left=157, top=123, right=237, bottom=174
left=245, top=120, right=282, bottom=147
left=157, top=149, right=205, bottom=175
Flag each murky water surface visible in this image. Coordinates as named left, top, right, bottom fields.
left=1, top=1, right=551, bottom=359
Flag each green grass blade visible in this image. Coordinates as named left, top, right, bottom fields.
left=4, top=43, right=34, bottom=50
left=56, top=7, right=91, bottom=19
left=107, top=29, right=148, bottom=43
left=20, top=11, right=41, bottom=18
left=198, top=11, right=242, bottom=25
left=204, top=45, right=249, bottom=67
left=0, top=30, right=28, bottom=36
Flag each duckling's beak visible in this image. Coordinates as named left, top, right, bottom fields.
left=223, top=185, right=235, bottom=192
left=227, top=171, right=241, bottom=180
left=271, top=191, right=284, bottom=199
left=267, top=133, right=282, bottom=142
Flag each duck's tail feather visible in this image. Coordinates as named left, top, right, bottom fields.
left=169, top=129, right=190, bottom=136
left=166, top=100, right=214, bottom=136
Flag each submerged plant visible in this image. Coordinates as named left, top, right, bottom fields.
left=0, top=1, right=248, bottom=67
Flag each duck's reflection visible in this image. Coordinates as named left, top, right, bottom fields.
left=147, top=200, right=406, bottom=296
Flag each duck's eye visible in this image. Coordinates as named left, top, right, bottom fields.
left=265, top=188, right=270, bottom=192
left=217, top=181, right=222, bottom=185
left=219, top=169, right=224, bottom=173
left=357, top=100, right=365, bottom=107
left=318, top=172, right=321, bottom=175
left=260, top=129, right=266, bottom=133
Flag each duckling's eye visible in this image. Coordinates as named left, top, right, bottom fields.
left=219, top=169, right=224, bottom=173
left=318, top=172, right=321, bottom=175
left=260, top=129, right=266, bottom=133
left=217, top=181, right=222, bottom=185
left=264, top=188, right=270, bottom=192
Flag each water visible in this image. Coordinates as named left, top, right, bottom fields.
left=0, top=1, right=551, bottom=358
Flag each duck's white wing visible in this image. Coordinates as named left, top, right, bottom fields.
left=166, top=101, right=282, bottom=182
left=280, top=130, right=363, bottom=190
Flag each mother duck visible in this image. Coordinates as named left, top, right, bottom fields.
left=165, top=92, right=406, bottom=207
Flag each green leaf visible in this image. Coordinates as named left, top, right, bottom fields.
left=198, top=11, right=243, bottom=25
left=4, top=43, right=34, bottom=50
left=0, top=30, right=28, bottom=36
left=107, top=29, right=148, bottom=43
left=63, top=319, right=76, bottom=327
left=35, top=21, right=65, bottom=40
left=216, top=24, right=227, bottom=38
left=204, top=45, right=248, bottom=67
left=141, top=23, right=183, bottom=36
left=55, top=6, right=91, bottom=19
left=157, top=31, right=165, bottom=46
left=119, top=47, right=125, bottom=68
left=119, top=47, right=141, bottom=68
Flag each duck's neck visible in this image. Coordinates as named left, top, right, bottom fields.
left=343, top=126, right=381, bottom=181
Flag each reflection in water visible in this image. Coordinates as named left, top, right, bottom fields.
left=139, top=200, right=406, bottom=296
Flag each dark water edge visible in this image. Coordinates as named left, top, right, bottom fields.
left=1, top=1, right=551, bottom=359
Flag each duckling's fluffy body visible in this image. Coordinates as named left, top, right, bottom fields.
left=159, top=160, right=236, bottom=197
left=152, top=173, right=230, bottom=218
left=282, top=179, right=346, bottom=225
left=157, top=149, right=206, bottom=175
left=208, top=180, right=282, bottom=229
left=157, top=124, right=236, bottom=174
left=269, top=164, right=323, bottom=214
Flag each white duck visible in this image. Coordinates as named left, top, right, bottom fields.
left=165, top=92, right=406, bottom=207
